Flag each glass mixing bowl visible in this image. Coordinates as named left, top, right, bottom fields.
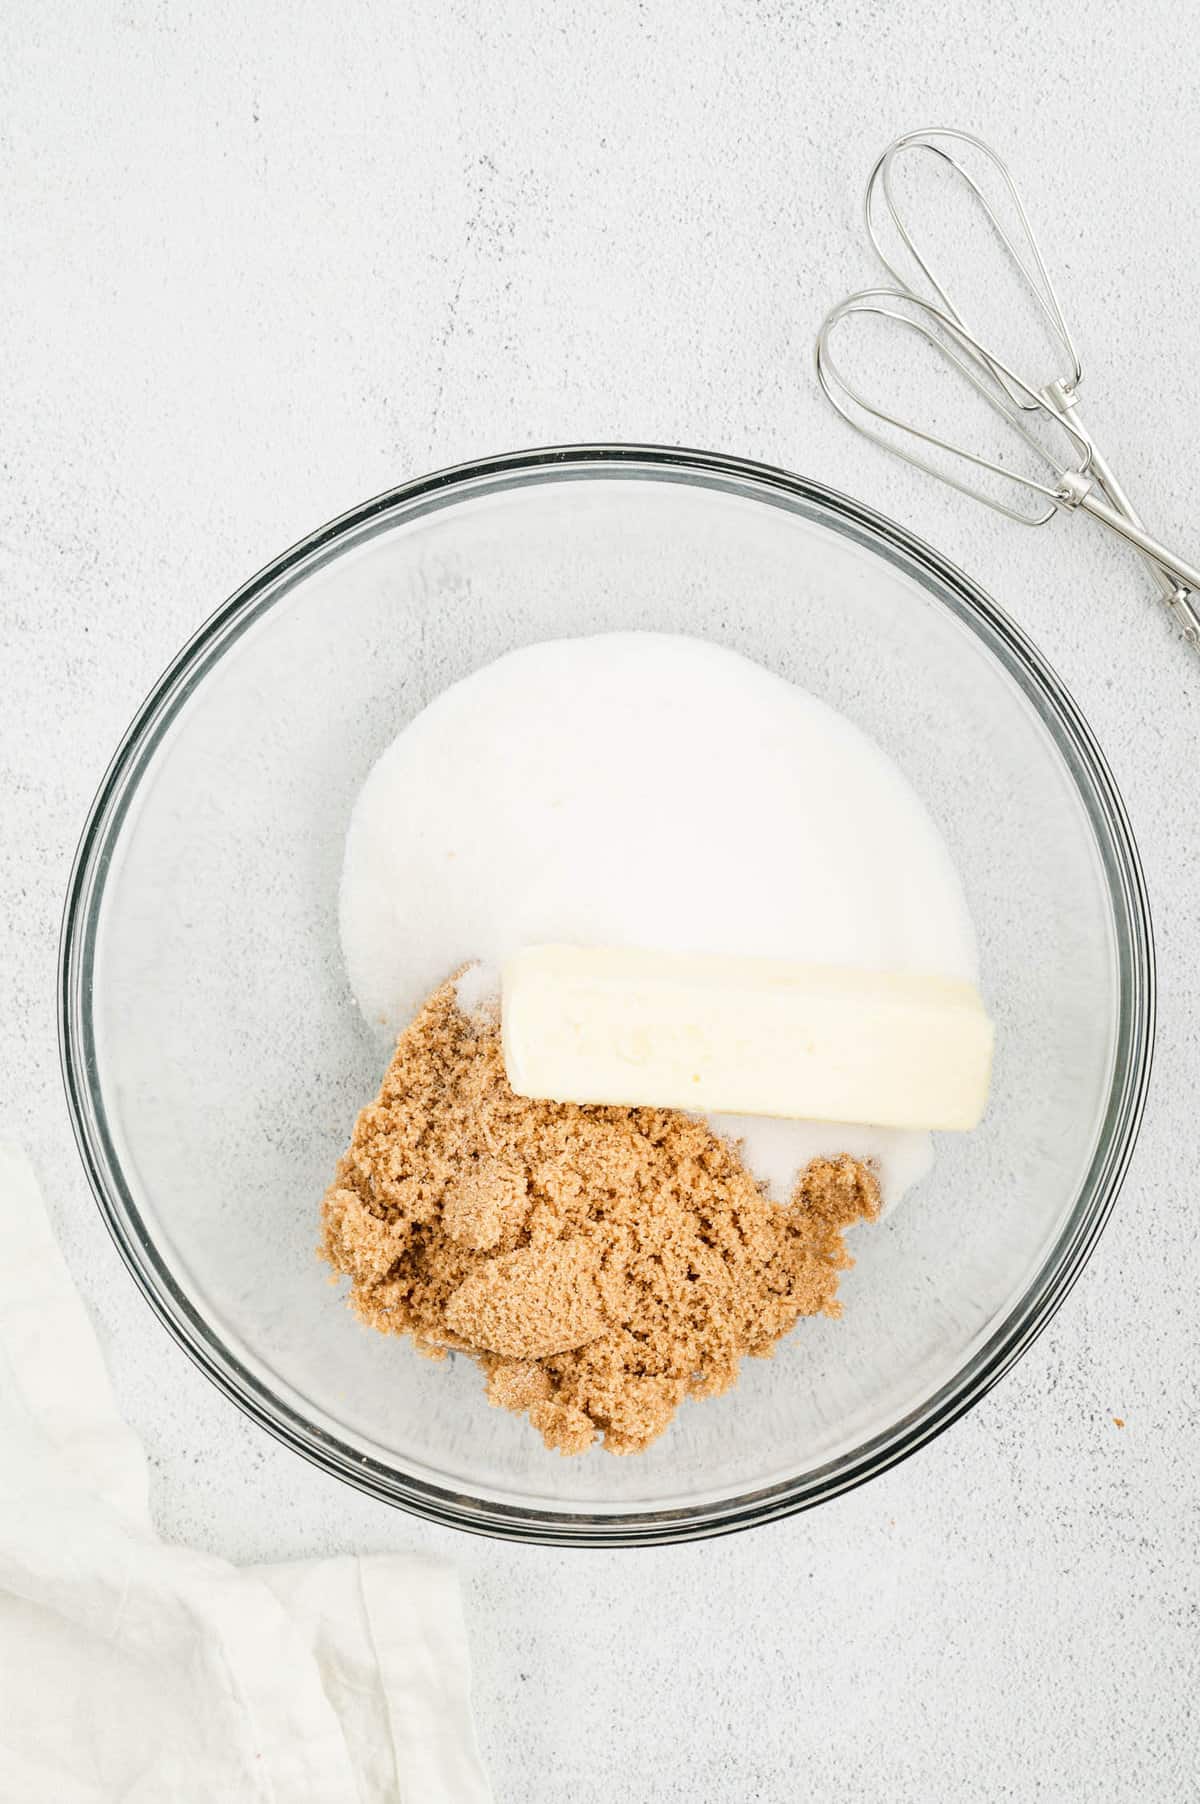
left=60, top=446, right=1154, bottom=1544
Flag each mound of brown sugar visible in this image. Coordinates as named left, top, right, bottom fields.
left=320, top=979, right=880, bottom=1456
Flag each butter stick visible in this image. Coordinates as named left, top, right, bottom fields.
left=501, top=945, right=993, bottom=1131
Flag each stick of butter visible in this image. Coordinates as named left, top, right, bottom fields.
left=502, top=945, right=994, bottom=1131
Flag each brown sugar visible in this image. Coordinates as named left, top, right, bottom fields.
left=320, top=978, right=880, bottom=1455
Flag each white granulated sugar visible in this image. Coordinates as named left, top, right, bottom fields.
left=340, top=632, right=979, bottom=1208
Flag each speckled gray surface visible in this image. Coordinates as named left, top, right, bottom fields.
left=2, top=3, right=1198, bottom=1799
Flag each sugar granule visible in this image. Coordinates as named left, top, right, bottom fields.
left=320, top=979, right=880, bottom=1456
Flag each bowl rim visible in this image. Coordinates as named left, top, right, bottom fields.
left=58, top=442, right=1156, bottom=1545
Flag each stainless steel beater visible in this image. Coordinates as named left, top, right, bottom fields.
left=816, top=126, right=1200, bottom=651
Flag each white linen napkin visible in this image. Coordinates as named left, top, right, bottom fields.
left=0, top=1144, right=492, bottom=1804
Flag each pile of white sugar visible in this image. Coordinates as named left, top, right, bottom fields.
left=340, top=632, right=979, bottom=1209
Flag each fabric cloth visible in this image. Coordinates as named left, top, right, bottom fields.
left=0, top=1144, right=492, bottom=1804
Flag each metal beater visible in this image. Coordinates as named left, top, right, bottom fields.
left=816, top=126, right=1200, bottom=651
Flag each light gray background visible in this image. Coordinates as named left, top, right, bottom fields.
left=3, top=3, right=1198, bottom=1799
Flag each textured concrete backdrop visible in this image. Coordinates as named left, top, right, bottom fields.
left=3, top=3, right=1198, bottom=1799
